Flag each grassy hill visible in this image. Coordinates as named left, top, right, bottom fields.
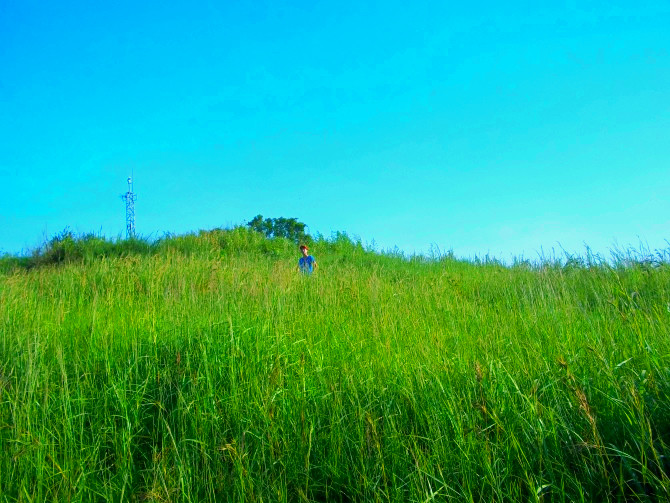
left=1, top=228, right=669, bottom=502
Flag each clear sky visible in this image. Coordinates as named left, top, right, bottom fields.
left=2, top=1, right=669, bottom=261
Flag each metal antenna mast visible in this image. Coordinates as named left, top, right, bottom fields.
left=122, top=177, right=137, bottom=238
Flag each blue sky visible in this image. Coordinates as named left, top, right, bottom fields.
left=2, top=1, right=669, bottom=260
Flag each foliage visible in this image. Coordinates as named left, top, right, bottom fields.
left=1, top=229, right=670, bottom=501
left=0, top=226, right=300, bottom=273
left=247, top=214, right=309, bottom=244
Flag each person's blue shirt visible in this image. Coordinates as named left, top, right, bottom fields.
left=299, top=255, right=315, bottom=274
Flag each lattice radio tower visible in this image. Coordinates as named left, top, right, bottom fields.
left=122, top=177, right=137, bottom=238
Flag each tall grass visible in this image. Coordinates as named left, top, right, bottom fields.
left=1, top=228, right=669, bottom=502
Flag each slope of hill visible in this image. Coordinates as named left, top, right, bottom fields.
left=1, top=228, right=669, bottom=502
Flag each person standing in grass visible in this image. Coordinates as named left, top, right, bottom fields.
left=298, top=244, right=317, bottom=274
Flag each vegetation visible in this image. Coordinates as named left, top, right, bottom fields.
left=247, top=215, right=309, bottom=244
left=1, top=227, right=669, bottom=502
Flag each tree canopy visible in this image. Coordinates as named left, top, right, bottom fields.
left=247, top=215, right=309, bottom=244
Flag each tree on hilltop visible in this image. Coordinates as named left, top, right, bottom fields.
left=247, top=215, right=309, bottom=244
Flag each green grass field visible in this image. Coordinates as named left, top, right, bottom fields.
left=1, top=228, right=669, bottom=502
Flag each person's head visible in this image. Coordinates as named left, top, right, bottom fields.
left=299, top=244, right=309, bottom=257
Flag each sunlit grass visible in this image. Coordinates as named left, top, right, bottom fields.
left=1, top=228, right=669, bottom=501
